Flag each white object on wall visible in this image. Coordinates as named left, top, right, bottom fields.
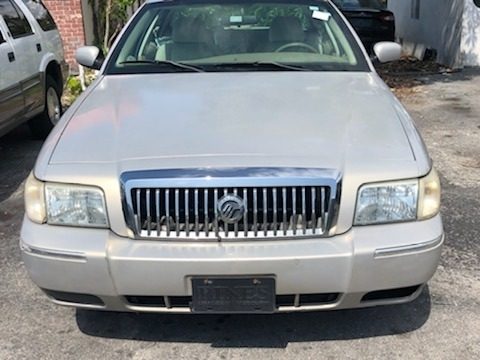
left=461, top=0, right=480, bottom=66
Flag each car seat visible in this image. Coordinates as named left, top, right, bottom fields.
left=268, top=16, right=306, bottom=52
left=167, top=17, right=214, bottom=61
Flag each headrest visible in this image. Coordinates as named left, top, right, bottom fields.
left=172, top=17, right=211, bottom=43
left=269, top=16, right=304, bottom=43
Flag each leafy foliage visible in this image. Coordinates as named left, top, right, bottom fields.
left=176, top=4, right=308, bottom=28
left=89, top=0, right=137, bottom=52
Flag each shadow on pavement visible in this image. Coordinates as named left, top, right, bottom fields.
left=76, top=287, right=431, bottom=348
left=0, top=125, right=42, bottom=203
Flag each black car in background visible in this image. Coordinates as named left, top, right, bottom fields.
left=332, top=0, right=395, bottom=53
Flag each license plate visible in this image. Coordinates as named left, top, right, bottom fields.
left=191, top=277, right=275, bottom=313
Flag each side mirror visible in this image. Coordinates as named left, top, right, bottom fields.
left=75, top=46, right=104, bottom=70
left=373, top=42, right=402, bottom=63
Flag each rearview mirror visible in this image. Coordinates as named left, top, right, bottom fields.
left=373, top=42, right=402, bottom=63
left=76, top=46, right=104, bottom=70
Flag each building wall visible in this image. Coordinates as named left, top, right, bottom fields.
left=43, top=0, right=85, bottom=72
left=388, top=0, right=464, bottom=68
left=461, top=0, right=480, bottom=65
left=81, top=0, right=95, bottom=46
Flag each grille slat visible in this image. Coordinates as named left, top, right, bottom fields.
left=146, top=189, right=151, bottom=235
left=214, top=189, right=219, bottom=237
left=155, top=189, right=160, bottom=237
left=204, top=189, right=209, bottom=237
left=185, top=189, right=190, bottom=236
left=224, top=188, right=229, bottom=238
left=321, top=187, right=326, bottom=230
left=282, top=187, right=287, bottom=235
left=135, top=189, right=141, bottom=234
left=175, top=189, right=180, bottom=236
left=311, top=187, right=316, bottom=234
left=253, top=188, right=258, bottom=236
left=243, top=188, right=248, bottom=237
left=234, top=188, right=239, bottom=237
left=273, top=188, right=278, bottom=236
left=165, top=189, right=170, bottom=236
left=302, top=187, right=306, bottom=234
left=194, top=189, right=199, bottom=236
left=129, top=185, right=332, bottom=240
left=292, top=188, right=297, bottom=235
left=263, top=188, right=268, bottom=236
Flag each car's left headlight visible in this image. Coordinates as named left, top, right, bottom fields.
left=25, top=173, right=109, bottom=228
left=354, top=168, right=441, bottom=226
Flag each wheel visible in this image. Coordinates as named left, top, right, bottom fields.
left=275, top=42, right=319, bottom=53
left=29, top=75, right=62, bottom=139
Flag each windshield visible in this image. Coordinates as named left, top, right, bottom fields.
left=106, top=0, right=369, bottom=74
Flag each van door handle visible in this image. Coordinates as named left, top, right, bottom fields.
left=8, top=52, right=15, bottom=62
left=36, top=43, right=42, bottom=52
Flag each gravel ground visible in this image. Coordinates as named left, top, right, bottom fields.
left=0, top=69, right=479, bottom=360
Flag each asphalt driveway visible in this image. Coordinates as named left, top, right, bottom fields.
left=0, top=69, right=479, bottom=360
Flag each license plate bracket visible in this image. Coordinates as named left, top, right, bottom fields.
left=191, top=277, right=276, bottom=314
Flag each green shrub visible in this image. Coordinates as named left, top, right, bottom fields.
left=66, top=76, right=83, bottom=97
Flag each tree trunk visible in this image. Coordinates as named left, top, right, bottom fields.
left=103, top=0, right=112, bottom=52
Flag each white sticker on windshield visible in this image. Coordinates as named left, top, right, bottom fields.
left=312, top=10, right=331, bottom=21
left=230, top=16, right=242, bottom=23
left=309, top=6, right=319, bottom=11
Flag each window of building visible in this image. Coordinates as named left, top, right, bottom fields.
left=0, top=0, right=33, bottom=38
left=22, top=0, right=57, bottom=31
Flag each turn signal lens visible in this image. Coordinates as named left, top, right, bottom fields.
left=418, top=168, right=441, bottom=220
left=25, top=173, right=46, bottom=224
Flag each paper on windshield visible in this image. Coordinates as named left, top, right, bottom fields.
left=312, top=10, right=331, bottom=21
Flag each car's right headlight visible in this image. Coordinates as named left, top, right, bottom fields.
left=25, top=173, right=109, bottom=228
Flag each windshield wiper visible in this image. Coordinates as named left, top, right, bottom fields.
left=254, top=61, right=310, bottom=71
left=119, top=60, right=205, bottom=72
left=209, top=62, right=310, bottom=72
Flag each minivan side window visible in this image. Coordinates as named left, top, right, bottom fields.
left=0, top=0, right=33, bottom=38
left=22, top=0, right=57, bottom=31
left=0, top=29, right=5, bottom=43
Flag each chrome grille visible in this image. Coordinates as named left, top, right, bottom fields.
left=122, top=168, right=340, bottom=240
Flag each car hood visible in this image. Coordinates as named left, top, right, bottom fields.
left=49, top=72, right=414, bottom=172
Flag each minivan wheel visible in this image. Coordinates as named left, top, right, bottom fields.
left=29, top=75, right=62, bottom=139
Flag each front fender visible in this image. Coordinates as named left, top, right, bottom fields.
left=39, top=53, right=69, bottom=88
left=39, top=52, right=57, bottom=73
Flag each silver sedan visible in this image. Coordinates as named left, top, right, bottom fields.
left=21, top=0, right=443, bottom=314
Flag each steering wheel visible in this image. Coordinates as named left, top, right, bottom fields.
left=275, top=42, right=319, bottom=53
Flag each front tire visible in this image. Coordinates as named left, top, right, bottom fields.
left=29, top=75, right=62, bottom=139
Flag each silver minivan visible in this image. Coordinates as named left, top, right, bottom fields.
left=0, top=0, right=67, bottom=138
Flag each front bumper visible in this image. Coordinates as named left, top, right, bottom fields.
left=21, top=215, right=443, bottom=313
